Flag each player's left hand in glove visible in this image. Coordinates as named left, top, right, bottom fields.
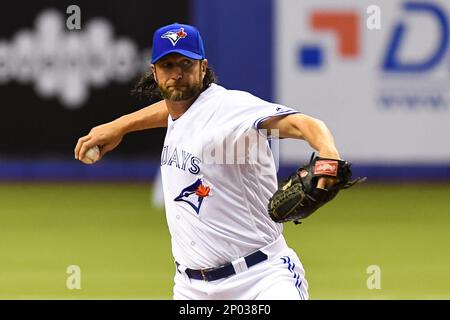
left=268, top=153, right=366, bottom=224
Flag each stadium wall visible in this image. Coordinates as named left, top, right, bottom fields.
left=0, top=0, right=449, bottom=181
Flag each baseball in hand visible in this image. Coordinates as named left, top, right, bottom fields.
left=82, top=145, right=100, bottom=164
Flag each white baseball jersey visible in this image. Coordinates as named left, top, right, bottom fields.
left=160, top=84, right=300, bottom=269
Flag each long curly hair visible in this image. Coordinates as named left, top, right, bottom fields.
left=131, top=65, right=218, bottom=101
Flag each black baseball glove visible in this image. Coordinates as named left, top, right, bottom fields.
left=268, top=153, right=366, bottom=224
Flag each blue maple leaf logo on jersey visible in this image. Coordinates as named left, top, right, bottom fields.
left=174, top=178, right=210, bottom=214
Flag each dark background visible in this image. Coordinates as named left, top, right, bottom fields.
left=0, top=0, right=190, bottom=158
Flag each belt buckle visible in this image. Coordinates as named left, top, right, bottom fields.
left=200, top=269, right=208, bottom=281
left=200, top=267, right=216, bottom=281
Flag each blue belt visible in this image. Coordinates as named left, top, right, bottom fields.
left=176, top=250, right=268, bottom=282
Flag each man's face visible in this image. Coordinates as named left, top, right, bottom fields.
left=152, top=54, right=207, bottom=102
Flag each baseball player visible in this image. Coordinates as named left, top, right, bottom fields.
left=75, top=23, right=342, bottom=300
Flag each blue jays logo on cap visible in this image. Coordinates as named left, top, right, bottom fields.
left=161, top=28, right=187, bottom=46
left=151, top=23, right=206, bottom=64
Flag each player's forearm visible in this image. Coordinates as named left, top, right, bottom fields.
left=290, top=115, right=340, bottom=159
left=114, top=100, right=169, bottom=135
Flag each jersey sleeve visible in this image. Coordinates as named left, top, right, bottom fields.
left=218, top=89, right=300, bottom=132
left=252, top=103, right=300, bottom=130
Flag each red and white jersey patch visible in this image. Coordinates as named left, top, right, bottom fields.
left=314, top=160, right=338, bottom=176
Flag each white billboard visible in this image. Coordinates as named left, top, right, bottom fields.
left=275, top=0, right=450, bottom=163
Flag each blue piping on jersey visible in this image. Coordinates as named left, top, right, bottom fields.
left=254, top=111, right=301, bottom=130
left=281, top=256, right=304, bottom=299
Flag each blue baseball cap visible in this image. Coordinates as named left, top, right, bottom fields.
left=151, top=23, right=206, bottom=64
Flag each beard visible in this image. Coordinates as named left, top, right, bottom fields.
left=158, top=78, right=203, bottom=101
left=159, top=83, right=201, bottom=101
left=155, top=62, right=204, bottom=101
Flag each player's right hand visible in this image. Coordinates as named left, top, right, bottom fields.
left=74, top=121, right=125, bottom=163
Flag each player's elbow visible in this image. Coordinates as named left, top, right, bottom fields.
left=303, top=115, right=330, bottom=134
left=304, top=115, right=326, bottom=128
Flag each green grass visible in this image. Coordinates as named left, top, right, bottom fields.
left=1, top=183, right=450, bottom=299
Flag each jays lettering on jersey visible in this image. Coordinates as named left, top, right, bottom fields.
left=160, top=84, right=300, bottom=269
